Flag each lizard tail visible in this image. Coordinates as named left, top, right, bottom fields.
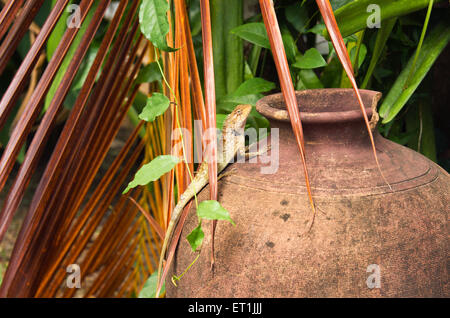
left=210, top=220, right=217, bottom=270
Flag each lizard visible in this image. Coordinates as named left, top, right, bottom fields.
left=156, top=104, right=255, bottom=292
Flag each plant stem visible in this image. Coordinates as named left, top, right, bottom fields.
left=210, top=0, right=226, bottom=98
left=224, top=0, right=244, bottom=93
left=249, top=44, right=262, bottom=76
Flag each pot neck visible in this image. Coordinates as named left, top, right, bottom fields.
left=256, top=89, right=382, bottom=149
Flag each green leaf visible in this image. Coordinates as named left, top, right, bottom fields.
left=216, top=113, right=228, bottom=129
left=230, top=22, right=270, bottom=49
left=218, top=94, right=261, bottom=109
left=123, top=155, right=180, bottom=194
left=233, top=78, right=275, bottom=96
left=139, top=93, right=170, bottom=122
left=292, top=48, right=327, bottom=69
left=197, top=200, right=235, bottom=225
left=330, top=0, right=354, bottom=11
left=133, top=91, right=149, bottom=113
left=47, top=0, right=73, bottom=61
left=135, top=61, right=162, bottom=84
left=139, top=271, right=165, bottom=298
left=320, top=57, right=342, bottom=88
left=349, top=43, right=367, bottom=69
left=297, top=69, right=324, bottom=89
left=217, top=78, right=274, bottom=112
left=186, top=223, right=204, bottom=252
left=72, top=42, right=100, bottom=91
left=361, top=18, right=397, bottom=89
left=44, top=1, right=100, bottom=112
left=326, top=0, right=445, bottom=39
left=379, top=23, right=450, bottom=123
left=285, top=2, right=309, bottom=33
left=281, top=28, right=299, bottom=63
left=139, top=0, right=176, bottom=52
left=189, top=0, right=201, bottom=36
left=307, top=23, right=325, bottom=35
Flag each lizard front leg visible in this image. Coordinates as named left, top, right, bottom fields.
left=245, top=143, right=271, bottom=160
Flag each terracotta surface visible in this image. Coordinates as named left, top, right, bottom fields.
left=167, top=89, right=449, bottom=297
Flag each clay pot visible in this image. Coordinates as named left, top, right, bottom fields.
left=167, top=89, right=449, bottom=297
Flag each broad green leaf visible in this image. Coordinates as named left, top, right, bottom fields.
left=139, top=271, right=165, bottom=298
left=139, top=93, right=170, bottom=122
left=197, top=200, right=235, bottom=225
left=186, top=223, right=204, bottom=252
left=349, top=43, right=367, bottom=69
left=285, top=2, right=309, bottom=33
left=330, top=0, right=354, bottom=11
left=320, top=57, right=342, bottom=88
left=135, top=62, right=162, bottom=84
left=361, top=18, right=397, bottom=88
left=297, top=69, right=324, bottom=89
left=123, top=155, right=180, bottom=193
left=218, top=94, right=261, bottom=108
left=281, top=28, right=299, bottom=63
left=217, top=78, right=272, bottom=136
left=379, top=23, right=450, bottom=123
left=189, top=0, right=201, bottom=36
left=216, top=113, right=228, bottom=129
left=248, top=44, right=262, bottom=76
left=133, top=91, right=149, bottom=113
left=72, top=42, right=100, bottom=91
left=405, top=101, right=437, bottom=162
left=326, top=0, right=444, bottom=39
left=139, top=0, right=176, bottom=52
left=217, top=78, right=274, bottom=111
left=47, top=0, right=73, bottom=61
left=307, top=23, right=325, bottom=35
left=233, top=78, right=275, bottom=96
left=231, top=22, right=270, bottom=49
left=244, top=61, right=254, bottom=81
left=292, top=48, right=327, bottom=69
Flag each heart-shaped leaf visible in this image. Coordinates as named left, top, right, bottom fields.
left=233, top=77, right=275, bottom=96
left=139, top=93, right=170, bottom=122
left=123, top=155, right=180, bottom=194
left=231, top=22, right=271, bottom=49
left=186, top=223, right=204, bottom=252
left=197, top=200, right=235, bottom=225
left=285, top=2, right=309, bottom=33
left=292, top=48, right=327, bottom=69
left=135, top=61, right=162, bottom=84
left=139, top=271, right=165, bottom=298
left=139, top=0, right=177, bottom=52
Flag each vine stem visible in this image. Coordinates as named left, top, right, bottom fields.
left=171, top=252, right=201, bottom=286
left=154, top=47, right=198, bottom=211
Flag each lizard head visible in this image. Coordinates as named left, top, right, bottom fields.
left=224, top=104, right=252, bottom=130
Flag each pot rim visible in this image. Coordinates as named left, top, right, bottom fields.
left=256, top=88, right=382, bottom=124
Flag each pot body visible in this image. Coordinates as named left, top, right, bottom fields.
left=167, top=89, right=449, bottom=297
